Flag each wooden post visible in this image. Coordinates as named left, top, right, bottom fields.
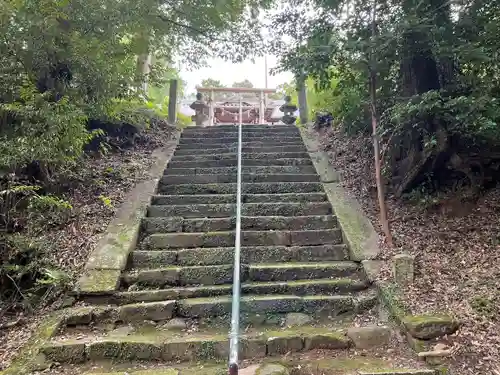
left=259, top=90, right=265, bottom=124
left=297, top=78, right=308, bottom=124
left=168, top=79, right=178, bottom=125
left=208, top=89, right=215, bottom=126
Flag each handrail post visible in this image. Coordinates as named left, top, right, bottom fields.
left=229, top=95, right=243, bottom=375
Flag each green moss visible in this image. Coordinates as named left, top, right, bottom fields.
left=311, top=357, right=390, bottom=371
left=436, top=366, right=449, bottom=375
left=77, top=269, right=121, bottom=293
left=86, top=370, right=180, bottom=375
left=404, top=314, right=452, bottom=324
left=2, top=313, right=63, bottom=375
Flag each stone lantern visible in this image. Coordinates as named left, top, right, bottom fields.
left=280, top=96, right=297, bottom=125
left=190, top=93, right=209, bottom=126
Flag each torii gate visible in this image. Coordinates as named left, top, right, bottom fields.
left=192, top=86, right=277, bottom=126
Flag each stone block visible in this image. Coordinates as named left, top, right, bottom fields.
left=118, top=301, right=176, bottom=322
left=42, top=342, right=85, bottom=363
left=266, top=335, right=303, bottom=355
left=303, top=332, right=350, bottom=350
left=284, top=313, right=313, bottom=327
left=86, top=340, right=122, bottom=360
left=403, top=314, right=460, bottom=340
left=257, top=363, right=291, bottom=375
left=347, top=325, right=392, bottom=349
left=392, top=253, right=415, bottom=286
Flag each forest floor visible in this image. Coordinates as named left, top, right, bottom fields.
left=0, top=124, right=178, bottom=370
left=318, top=126, right=500, bottom=375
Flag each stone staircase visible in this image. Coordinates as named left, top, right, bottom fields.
left=40, top=125, right=435, bottom=375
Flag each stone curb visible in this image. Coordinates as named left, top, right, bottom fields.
left=299, top=125, right=380, bottom=262
left=75, top=134, right=180, bottom=294
left=0, top=313, right=64, bottom=375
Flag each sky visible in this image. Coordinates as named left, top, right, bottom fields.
left=180, top=54, right=294, bottom=95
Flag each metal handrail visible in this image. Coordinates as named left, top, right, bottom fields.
left=228, top=96, right=244, bottom=375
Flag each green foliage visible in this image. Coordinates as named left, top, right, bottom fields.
left=384, top=91, right=500, bottom=142
left=0, top=86, right=91, bottom=170
left=270, top=0, right=500, bottom=192
left=0, top=234, right=71, bottom=307
left=201, top=78, right=225, bottom=88
left=177, top=112, right=193, bottom=128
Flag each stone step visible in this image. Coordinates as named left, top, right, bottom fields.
left=158, top=182, right=324, bottom=195
left=178, top=136, right=303, bottom=144
left=181, top=132, right=302, bottom=139
left=77, top=365, right=437, bottom=375
left=164, top=165, right=317, bottom=175
left=177, top=137, right=304, bottom=149
left=170, top=151, right=311, bottom=162
left=113, top=278, right=367, bottom=304
left=176, top=142, right=304, bottom=150
left=151, top=192, right=328, bottom=205
left=142, top=229, right=343, bottom=249
left=358, top=371, right=437, bottom=375
left=141, top=215, right=337, bottom=234
left=130, top=244, right=349, bottom=268
left=159, top=173, right=320, bottom=185
left=42, top=323, right=380, bottom=364
left=182, top=125, right=298, bottom=133
left=181, top=126, right=301, bottom=134
left=122, top=262, right=361, bottom=288
left=173, top=146, right=307, bottom=156
left=147, top=202, right=332, bottom=218
left=175, top=292, right=376, bottom=318
left=167, top=158, right=314, bottom=168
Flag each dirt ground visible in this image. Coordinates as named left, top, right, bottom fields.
left=319, top=126, right=500, bottom=375
left=0, top=124, right=178, bottom=370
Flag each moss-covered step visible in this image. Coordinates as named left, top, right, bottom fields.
left=142, top=217, right=234, bottom=234
left=159, top=173, right=319, bottom=185
left=182, top=125, right=299, bottom=134
left=176, top=142, right=305, bottom=150
left=175, top=293, right=373, bottom=318
left=242, top=215, right=335, bottom=231
left=147, top=204, right=235, bottom=218
left=121, top=261, right=362, bottom=288
left=152, top=194, right=235, bottom=205
left=158, top=182, right=324, bottom=195
left=151, top=192, right=328, bottom=206
left=173, top=146, right=307, bottom=156
left=164, top=165, right=317, bottom=175
left=114, top=279, right=369, bottom=304
left=130, top=244, right=349, bottom=268
left=357, top=371, right=437, bottom=375
left=83, top=366, right=228, bottom=375
left=167, top=157, right=314, bottom=169
left=178, top=136, right=302, bottom=144
left=42, top=326, right=370, bottom=364
left=248, top=262, right=361, bottom=282
left=172, top=147, right=237, bottom=156
left=243, top=192, right=327, bottom=203
left=169, top=151, right=310, bottom=163
left=121, top=264, right=234, bottom=287
left=182, top=126, right=300, bottom=133
left=146, top=202, right=332, bottom=219
left=242, top=202, right=332, bottom=216
left=141, top=215, right=337, bottom=234
left=181, top=131, right=301, bottom=139
left=142, top=229, right=343, bottom=249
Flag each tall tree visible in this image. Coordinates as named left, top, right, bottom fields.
left=0, top=0, right=274, bottom=171
left=270, top=0, right=500, bottom=196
